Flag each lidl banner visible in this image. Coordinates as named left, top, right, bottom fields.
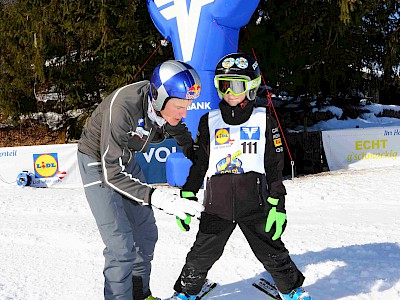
left=322, top=127, right=400, bottom=171
left=0, top=144, right=82, bottom=188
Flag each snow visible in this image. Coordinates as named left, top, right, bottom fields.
left=298, top=104, right=400, bottom=132
left=1, top=165, right=400, bottom=300
left=303, top=115, right=400, bottom=132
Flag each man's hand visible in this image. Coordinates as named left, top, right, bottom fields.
left=264, top=197, right=287, bottom=241
left=150, top=189, right=204, bottom=220
left=175, top=191, right=198, bottom=231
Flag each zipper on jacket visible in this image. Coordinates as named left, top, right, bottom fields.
left=257, top=177, right=263, bottom=206
left=207, top=178, right=213, bottom=205
left=139, top=127, right=153, bottom=152
left=232, top=176, right=236, bottom=222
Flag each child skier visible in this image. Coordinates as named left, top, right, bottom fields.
left=171, top=53, right=312, bottom=300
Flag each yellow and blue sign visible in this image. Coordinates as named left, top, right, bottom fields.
left=215, top=128, right=230, bottom=145
left=33, top=153, right=59, bottom=178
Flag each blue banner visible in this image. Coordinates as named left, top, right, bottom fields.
left=145, top=0, right=259, bottom=184
left=136, top=139, right=182, bottom=184
left=147, top=0, right=260, bottom=137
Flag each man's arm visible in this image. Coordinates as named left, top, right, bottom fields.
left=101, top=102, right=153, bottom=204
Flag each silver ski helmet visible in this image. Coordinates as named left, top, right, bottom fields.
left=150, top=60, right=201, bottom=111
left=214, top=53, right=261, bottom=100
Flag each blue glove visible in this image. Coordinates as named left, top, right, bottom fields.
left=176, top=191, right=198, bottom=232
left=265, top=197, right=287, bottom=240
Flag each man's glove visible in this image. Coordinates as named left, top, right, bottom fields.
left=150, top=189, right=204, bottom=220
left=176, top=191, right=198, bottom=231
left=265, top=197, right=287, bottom=241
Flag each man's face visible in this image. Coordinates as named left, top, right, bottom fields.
left=160, top=97, right=192, bottom=126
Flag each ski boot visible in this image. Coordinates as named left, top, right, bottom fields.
left=279, top=287, right=312, bottom=300
left=170, top=292, right=197, bottom=300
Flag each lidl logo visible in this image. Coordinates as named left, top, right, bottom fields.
left=215, top=128, right=230, bottom=145
left=33, top=153, right=59, bottom=178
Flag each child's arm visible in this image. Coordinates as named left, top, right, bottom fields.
left=264, top=114, right=287, bottom=199
left=182, top=113, right=210, bottom=193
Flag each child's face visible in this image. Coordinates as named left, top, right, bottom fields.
left=222, top=92, right=246, bottom=107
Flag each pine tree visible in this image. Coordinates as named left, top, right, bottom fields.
left=0, top=0, right=173, bottom=122
left=243, top=0, right=399, bottom=104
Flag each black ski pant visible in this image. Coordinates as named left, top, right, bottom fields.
left=173, top=212, right=305, bottom=295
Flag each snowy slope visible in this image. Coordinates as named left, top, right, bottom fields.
left=1, top=166, right=399, bottom=300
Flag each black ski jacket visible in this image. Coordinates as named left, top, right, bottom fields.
left=182, top=100, right=287, bottom=221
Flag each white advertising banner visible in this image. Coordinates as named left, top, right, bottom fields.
left=0, top=143, right=82, bottom=188
left=322, top=126, right=400, bottom=171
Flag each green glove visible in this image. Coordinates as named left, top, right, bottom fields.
left=176, top=191, right=197, bottom=232
left=176, top=214, right=192, bottom=231
left=265, top=197, right=287, bottom=240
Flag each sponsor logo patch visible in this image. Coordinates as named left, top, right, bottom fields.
left=186, top=83, right=201, bottom=99
left=240, top=127, right=260, bottom=140
left=215, top=128, right=230, bottom=145
left=273, top=138, right=282, bottom=147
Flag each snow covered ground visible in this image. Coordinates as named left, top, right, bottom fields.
left=297, top=103, right=400, bottom=131
left=1, top=165, right=399, bottom=300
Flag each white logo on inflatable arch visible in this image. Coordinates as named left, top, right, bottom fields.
left=143, top=146, right=177, bottom=163
left=155, top=0, right=215, bottom=61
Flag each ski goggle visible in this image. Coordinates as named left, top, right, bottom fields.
left=214, top=75, right=261, bottom=96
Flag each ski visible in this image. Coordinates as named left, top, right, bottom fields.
left=167, top=279, right=217, bottom=300
left=252, top=278, right=282, bottom=300
left=195, top=279, right=217, bottom=299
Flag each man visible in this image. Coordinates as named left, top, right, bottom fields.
left=77, top=60, right=204, bottom=300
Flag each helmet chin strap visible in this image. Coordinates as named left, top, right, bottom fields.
left=148, top=97, right=166, bottom=127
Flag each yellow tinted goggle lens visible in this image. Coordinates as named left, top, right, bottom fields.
left=216, top=77, right=249, bottom=96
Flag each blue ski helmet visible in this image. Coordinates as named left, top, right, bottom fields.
left=150, top=60, right=201, bottom=111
